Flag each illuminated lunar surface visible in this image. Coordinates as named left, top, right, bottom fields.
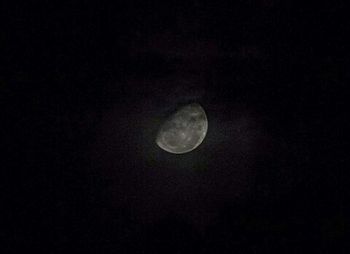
left=156, top=103, right=208, bottom=154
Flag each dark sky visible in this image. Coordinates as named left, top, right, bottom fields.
left=2, top=1, right=346, bottom=253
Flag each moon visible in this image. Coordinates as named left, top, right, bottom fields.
left=156, top=103, right=208, bottom=154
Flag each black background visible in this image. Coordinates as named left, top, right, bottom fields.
left=2, top=1, right=346, bottom=253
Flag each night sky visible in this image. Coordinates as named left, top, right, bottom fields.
left=2, top=1, right=346, bottom=253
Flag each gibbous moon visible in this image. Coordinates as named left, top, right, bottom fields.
left=156, top=103, right=208, bottom=154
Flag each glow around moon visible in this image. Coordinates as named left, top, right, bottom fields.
left=156, top=103, right=208, bottom=154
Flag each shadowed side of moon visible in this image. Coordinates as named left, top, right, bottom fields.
left=156, top=103, right=208, bottom=154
